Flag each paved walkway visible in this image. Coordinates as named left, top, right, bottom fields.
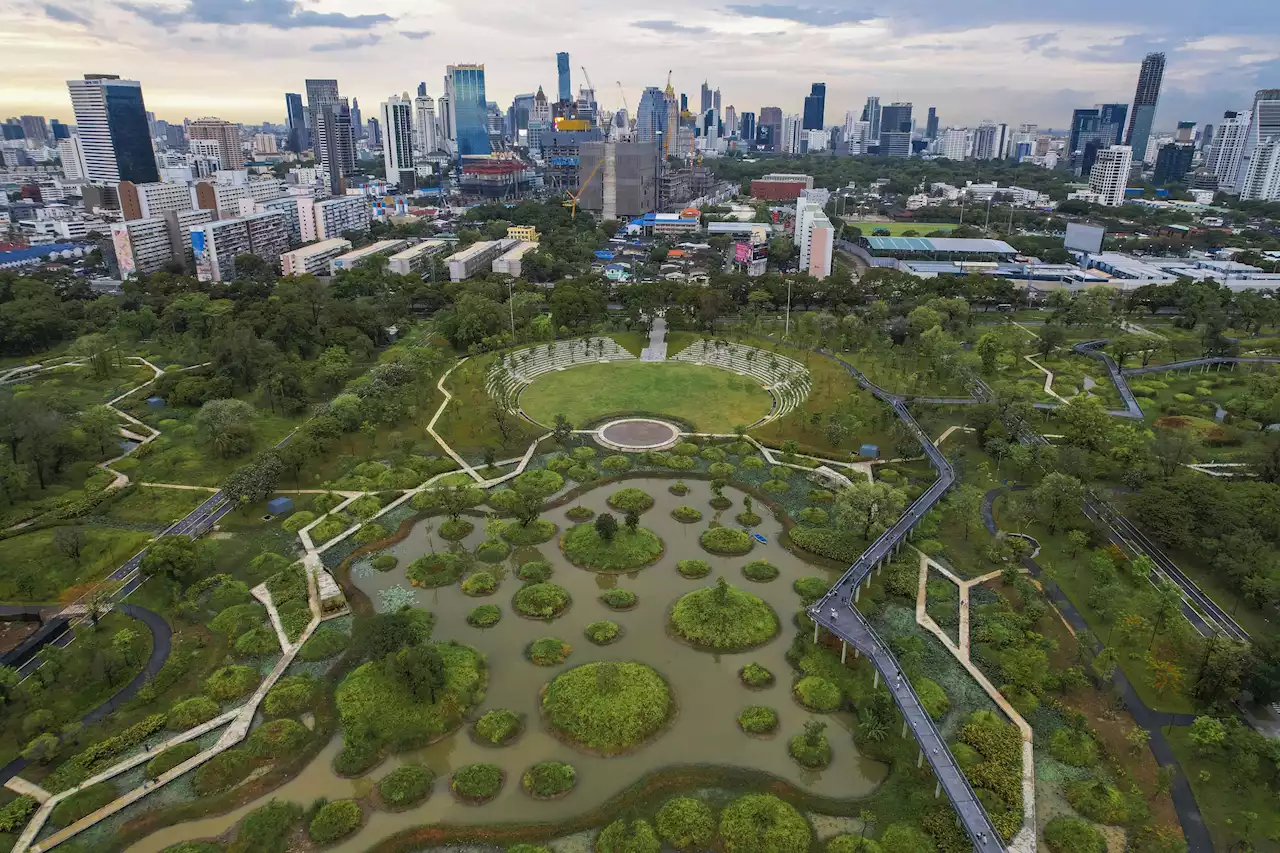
left=1023, top=355, right=1069, bottom=404
left=640, top=314, right=668, bottom=361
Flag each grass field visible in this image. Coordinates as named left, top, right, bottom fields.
left=1165, top=725, right=1280, bottom=852
left=0, top=526, right=154, bottom=603
left=518, top=361, right=773, bottom=432
left=844, top=221, right=957, bottom=236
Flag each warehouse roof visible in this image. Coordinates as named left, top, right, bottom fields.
left=864, top=236, right=1017, bottom=254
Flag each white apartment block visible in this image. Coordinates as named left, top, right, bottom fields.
left=1206, top=111, right=1250, bottom=190
left=937, top=128, right=970, bottom=160
left=781, top=115, right=802, bottom=154
left=1088, top=145, right=1133, bottom=206
left=492, top=241, right=538, bottom=277
left=381, top=95, right=415, bottom=185
left=387, top=239, right=447, bottom=275
left=110, top=218, right=170, bottom=277
left=120, top=180, right=193, bottom=219
left=330, top=239, right=409, bottom=274
left=311, top=195, right=370, bottom=240
left=191, top=211, right=288, bottom=283
left=446, top=240, right=514, bottom=282
left=1240, top=137, right=1280, bottom=201
left=57, top=136, right=86, bottom=181
left=281, top=238, right=352, bottom=277
left=795, top=197, right=833, bottom=280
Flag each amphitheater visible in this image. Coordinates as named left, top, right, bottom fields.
left=485, top=336, right=811, bottom=428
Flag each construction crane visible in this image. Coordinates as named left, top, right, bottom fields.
left=580, top=65, right=598, bottom=112
left=563, top=156, right=605, bottom=218
left=616, top=81, right=630, bottom=132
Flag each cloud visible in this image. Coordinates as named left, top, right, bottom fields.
left=310, top=32, right=380, bottom=52
left=42, top=3, right=92, bottom=25
left=1084, top=34, right=1170, bottom=62
left=117, top=0, right=392, bottom=31
left=633, top=20, right=710, bottom=35
left=724, top=4, right=873, bottom=26
left=1023, top=31, right=1058, bottom=51
left=401, top=29, right=431, bottom=39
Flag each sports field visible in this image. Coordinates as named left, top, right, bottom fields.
left=848, top=221, right=956, bottom=236
left=519, top=361, right=773, bottom=432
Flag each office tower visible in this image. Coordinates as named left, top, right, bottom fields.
left=1234, top=90, right=1280, bottom=195
left=759, top=107, right=783, bottom=152
left=367, top=117, right=381, bottom=147
left=58, top=136, right=87, bottom=180
left=165, top=124, right=186, bottom=152
left=510, top=92, right=535, bottom=141
left=445, top=64, right=491, bottom=157
left=1124, top=53, right=1165, bottom=163
left=972, top=121, right=1000, bottom=159
left=527, top=87, right=551, bottom=156
left=803, top=83, right=826, bottom=131
left=382, top=94, right=414, bottom=186
left=285, top=93, right=307, bottom=152
left=50, top=120, right=70, bottom=140
left=66, top=74, right=159, bottom=184
left=1207, top=111, right=1250, bottom=187
left=680, top=93, right=688, bottom=113
left=663, top=83, right=679, bottom=156
left=1098, top=103, right=1129, bottom=144
left=1201, top=124, right=1214, bottom=149
left=861, top=96, right=881, bottom=139
left=350, top=98, right=364, bottom=141
left=724, top=105, right=737, bottom=138
left=1068, top=108, right=1100, bottom=156
left=1, top=121, right=23, bottom=141
left=878, top=102, right=912, bottom=156
left=305, top=78, right=340, bottom=134
left=20, top=116, right=50, bottom=144
left=437, top=92, right=451, bottom=147
left=556, top=52, right=571, bottom=103
left=315, top=101, right=355, bottom=194
left=714, top=89, right=722, bottom=121
left=1089, top=145, right=1132, bottom=205
left=415, top=89, right=437, bottom=153
left=1175, top=121, right=1196, bottom=143
left=1240, top=137, right=1280, bottom=201
left=925, top=107, right=938, bottom=140
left=575, top=88, right=596, bottom=127
left=700, top=82, right=713, bottom=115
left=188, top=117, right=242, bottom=170
left=740, top=112, right=756, bottom=145
left=1153, top=142, right=1194, bottom=185
left=636, top=87, right=666, bottom=144
left=1070, top=106, right=1126, bottom=176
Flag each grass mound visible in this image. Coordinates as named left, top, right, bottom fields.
left=608, top=487, right=655, bottom=512
left=719, top=794, right=810, bottom=853
left=474, top=709, right=521, bottom=745
left=737, top=706, right=779, bottom=735
left=561, top=523, right=663, bottom=572
left=700, top=527, right=753, bottom=556
left=528, top=637, right=572, bottom=666
left=406, top=552, right=466, bottom=588
left=467, top=604, right=501, bottom=628
left=677, top=559, right=711, bottom=579
left=378, top=765, right=434, bottom=810
left=584, top=620, right=622, bottom=645
left=522, top=760, right=577, bottom=799
left=742, top=560, right=779, bottom=582
left=513, top=582, right=572, bottom=620
left=670, top=578, right=779, bottom=651
left=793, top=676, right=841, bottom=712
left=451, top=763, right=503, bottom=803
left=671, top=506, right=703, bottom=523
left=542, top=661, right=671, bottom=754
left=739, top=663, right=774, bottom=688
left=600, top=588, right=638, bottom=610
left=308, top=799, right=361, bottom=845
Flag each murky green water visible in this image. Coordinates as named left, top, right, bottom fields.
left=128, top=478, right=884, bottom=853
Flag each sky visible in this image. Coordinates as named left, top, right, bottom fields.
left=1, top=0, right=1277, bottom=132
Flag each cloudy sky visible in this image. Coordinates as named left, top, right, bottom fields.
left=1, top=0, right=1277, bottom=131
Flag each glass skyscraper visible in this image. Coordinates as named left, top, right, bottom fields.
left=556, top=52, right=571, bottom=103
left=448, top=65, right=492, bottom=157
left=284, top=93, right=306, bottom=152
left=1124, top=53, right=1165, bottom=164
left=66, top=74, right=158, bottom=184
left=635, top=86, right=667, bottom=144
left=802, top=83, right=826, bottom=131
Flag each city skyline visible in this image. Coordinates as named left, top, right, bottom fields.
left=0, top=0, right=1276, bottom=130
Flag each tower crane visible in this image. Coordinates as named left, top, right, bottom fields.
left=563, top=156, right=605, bottom=218
left=616, top=81, right=631, bottom=129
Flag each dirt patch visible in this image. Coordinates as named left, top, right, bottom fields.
left=1153, top=416, right=1194, bottom=429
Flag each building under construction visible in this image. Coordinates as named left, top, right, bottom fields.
left=459, top=156, right=536, bottom=199
left=575, top=141, right=659, bottom=219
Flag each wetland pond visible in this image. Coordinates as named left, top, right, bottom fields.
left=129, top=478, right=885, bottom=853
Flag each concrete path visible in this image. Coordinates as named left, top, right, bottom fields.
left=1023, top=355, right=1069, bottom=404
left=640, top=313, right=668, bottom=361
left=3, top=778, right=50, bottom=804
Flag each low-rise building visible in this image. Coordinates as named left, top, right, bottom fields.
left=330, top=239, right=409, bottom=274
left=506, top=224, right=539, bottom=242
left=386, top=239, right=448, bottom=275
left=109, top=218, right=170, bottom=277
left=750, top=173, right=814, bottom=200
left=492, top=241, right=538, bottom=277
left=446, top=239, right=514, bottom=282
left=281, top=238, right=352, bottom=277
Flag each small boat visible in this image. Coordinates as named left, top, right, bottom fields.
left=750, top=532, right=768, bottom=544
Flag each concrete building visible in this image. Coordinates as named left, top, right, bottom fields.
left=381, top=94, right=415, bottom=187
left=492, top=241, right=538, bottom=277
left=387, top=239, right=448, bottom=275
left=506, top=225, right=539, bottom=242
left=315, top=101, right=356, bottom=195
left=971, top=122, right=1001, bottom=160
left=781, top=115, right=802, bottom=153
left=65, top=74, right=158, bottom=184
left=576, top=141, right=659, bottom=219
left=937, top=127, right=969, bottom=160
left=1152, top=142, right=1195, bottom=185
left=310, top=195, right=370, bottom=239
left=750, top=173, right=813, bottom=200
left=1234, top=90, right=1280, bottom=195
left=109, top=217, right=169, bottom=277
left=194, top=180, right=283, bottom=217
left=1240, top=137, right=1280, bottom=201
left=1125, top=53, right=1166, bottom=165
left=446, top=239, right=513, bottom=281
left=191, top=211, right=289, bottom=282
left=57, top=136, right=86, bottom=181
left=119, top=180, right=193, bottom=220
left=1207, top=110, right=1251, bottom=190
left=330, top=239, right=409, bottom=274
left=281, top=238, right=352, bottom=276
left=1088, top=145, right=1133, bottom=206
left=795, top=197, right=833, bottom=280
left=414, top=90, right=438, bottom=154
left=252, top=133, right=278, bottom=155
left=188, top=118, right=243, bottom=170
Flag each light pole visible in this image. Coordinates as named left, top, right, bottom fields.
left=785, top=278, right=793, bottom=338
left=506, top=279, right=516, bottom=340
left=655, top=130, right=664, bottom=213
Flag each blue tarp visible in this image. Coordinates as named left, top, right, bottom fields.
left=267, top=496, right=294, bottom=515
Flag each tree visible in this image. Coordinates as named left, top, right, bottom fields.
left=944, top=484, right=984, bottom=540
left=1187, top=715, right=1226, bottom=755
left=194, top=398, right=257, bottom=458
left=388, top=643, right=447, bottom=702
left=52, top=526, right=86, bottom=562
left=976, top=332, right=1003, bottom=374
left=553, top=413, right=574, bottom=447
left=1037, top=323, right=1067, bottom=357
left=1029, top=472, right=1084, bottom=533
left=224, top=451, right=283, bottom=507
left=1066, top=530, right=1089, bottom=557
left=1059, top=395, right=1112, bottom=452
left=21, top=733, right=59, bottom=764
left=140, top=535, right=200, bottom=598
left=314, top=345, right=352, bottom=392
left=594, top=512, right=618, bottom=542
left=1126, top=725, right=1150, bottom=755
left=1153, top=428, right=1200, bottom=478
left=836, top=480, right=909, bottom=540
left=803, top=719, right=827, bottom=746
left=80, top=405, right=120, bottom=457
left=1143, top=653, right=1184, bottom=697
left=624, top=509, right=640, bottom=533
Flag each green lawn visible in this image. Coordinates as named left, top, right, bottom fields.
left=609, top=332, right=648, bottom=357
left=0, top=526, right=154, bottom=602
left=1165, top=725, right=1280, bottom=853
left=519, top=361, right=773, bottom=432
left=102, top=486, right=213, bottom=528
left=845, top=221, right=957, bottom=236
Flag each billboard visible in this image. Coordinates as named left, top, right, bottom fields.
left=110, top=225, right=135, bottom=277
left=191, top=229, right=207, bottom=260
left=734, top=242, right=751, bottom=262
left=1064, top=223, right=1105, bottom=254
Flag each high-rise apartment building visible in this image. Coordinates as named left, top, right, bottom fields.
left=66, top=74, right=159, bottom=184
left=802, top=83, right=826, bottom=131
left=759, top=107, right=783, bottom=152
left=305, top=78, right=340, bottom=137
left=284, top=93, right=307, bottom=152
left=1088, top=145, right=1132, bottom=206
left=415, top=89, right=438, bottom=154
left=1153, top=143, right=1195, bottom=185
left=118, top=180, right=193, bottom=219
left=782, top=115, right=802, bottom=154
left=310, top=195, right=370, bottom=239
left=445, top=64, right=491, bottom=157
left=188, top=118, right=242, bottom=170
left=1207, top=110, right=1250, bottom=188
left=937, top=127, right=969, bottom=160
left=315, top=101, right=355, bottom=194
left=192, top=211, right=289, bottom=283
left=1124, top=53, right=1166, bottom=165
left=795, top=197, right=833, bottom=280
left=1240, top=137, right=1280, bottom=201
left=381, top=94, right=415, bottom=187
left=861, top=96, right=881, bottom=140
left=556, top=52, right=572, bottom=103
left=58, top=136, right=87, bottom=180
left=1234, top=90, right=1280, bottom=196
left=972, top=121, right=1000, bottom=160
left=925, top=107, right=939, bottom=140
left=20, top=116, right=50, bottom=145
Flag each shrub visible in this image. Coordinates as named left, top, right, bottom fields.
left=474, top=709, right=521, bottom=745
left=461, top=571, right=498, bottom=596
left=673, top=442, right=699, bottom=456
left=234, top=626, right=278, bottom=659
left=809, top=488, right=834, bottom=503
left=739, top=663, right=774, bottom=688
left=761, top=479, right=790, bottom=494
left=709, top=462, right=736, bottom=478
left=655, top=797, right=715, bottom=850
left=467, top=604, right=501, bottom=628
left=349, top=494, right=383, bottom=520
left=671, top=580, right=779, bottom=651
left=585, top=620, right=622, bottom=645
left=542, top=662, right=671, bottom=753
left=566, top=505, right=594, bottom=522
left=1066, top=779, right=1130, bottom=824
left=517, top=559, right=553, bottom=582
left=299, top=627, right=347, bottom=661
left=229, top=799, right=302, bottom=853
left=600, top=588, right=637, bottom=609
left=737, top=705, right=779, bottom=734
left=160, top=844, right=223, bottom=853
left=311, top=515, right=349, bottom=543
left=522, top=760, right=576, bottom=798
left=607, top=487, right=655, bottom=512
left=378, top=765, right=434, bottom=810
left=50, top=782, right=118, bottom=827
left=678, top=559, right=711, bottom=578
left=500, top=519, right=558, bottom=545
left=308, top=799, right=362, bottom=845
left=407, top=552, right=467, bottom=587
left=601, top=454, right=631, bottom=472
left=827, top=835, right=881, bottom=853
left=596, top=819, right=660, bottom=853
left=700, top=446, right=727, bottom=462
left=1044, top=816, right=1107, bottom=853
left=507, top=846, right=552, bottom=853
left=797, top=506, right=828, bottom=524
left=146, top=742, right=199, bottom=779
left=668, top=482, right=690, bottom=496
left=789, top=724, right=832, bottom=768
left=915, top=678, right=950, bottom=721
left=451, top=763, right=504, bottom=803
left=193, top=747, right=253, bottom=795
left=700, top=527, right=753, bottom=556
left=247, top=719, right=309, bottom=759
left=333, top=740, right=380, bottom=776
left=566, top=463, right=599, bottom=482
left=718, top=794, right=810, bottom=853
left=372, top=554, right=398, bottom=572
left=205, top=665, right=260, bottom=702
left=792, top=576, right=828, bottom=602
left=1050, top=728, right=1099, bottom=767
left=209, top=602, right=266, bottom=636
left=167, top=696, right=219, bottom=730
left=514, top=583, right=572, bottom=619
left=736, top=510, right=762, bottom=526
left=959, top=710, right=1021, bottom=765
left=528, top=637, right=572, bottom=666
left=353, top=522, right=389, bottom=545
left=264, top=675, right=318, bottom=717
left=741, top=456, right=766, bottom=471
left=879, top=825, right=934, bottom=853
left=438, top=518, right=474, bottom=540
left=0, top=796, right=36, bottom=833
left=475, top=539, right=510, bottom=563
left=793, top=676, right=841, bottom=712
left=789, top=527, right=863, bottom=563
left=561, top=523, right=663, bottom=571
left=513, top=468, right=565, bottom=496
left=282, top=511, right=315, bottom=533
left=742, top=560, right=779, bottom=582
left=671, top=505, right=703, bottom=523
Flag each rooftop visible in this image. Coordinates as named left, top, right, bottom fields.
left=865, top=236, right=1018, bottom=255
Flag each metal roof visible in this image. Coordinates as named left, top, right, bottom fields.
left=864, top=236, right=1017, bottom=254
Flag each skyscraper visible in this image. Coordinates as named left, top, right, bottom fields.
left=925, top=107, right=938, bottom=140
left=414, top=88, right=437, bottom=153
left=382, top=94, right=414, bottom=186
left=1234, top=90, right=1280, bottom=195
left=971, top=121, right=1000, bottom=160
left=445, top=64, right=491, bottom=157
left=861, top=96, right=881, bottom=140
left=1240, top=137, right=1280, bottom=201
left=20, top=116, right=50, bottom=145
left=556, top=52, right=571, bottom=103
left=315, top=101, right=355, bottom=194
left=188, top=117, right=242, bottom=170
left=1207, top=110, right=1250, bottom=188
left=1152, top=143, right=1194, bottom=185
left=366, top=117, right=381, bottom=148
left=66, top=74, right=159, bottom=184
left=1124, top=53, right=1166, bottom=165
left=740, top=112, right=756, bottom=146
left=636, top=87, right=666, bottom=144
left=1089, top=145, right=1132, bottom=206
left=305, top=78, right=340, bottom=137
left=284, top=93, right=306, bottom=152
left=1098, top=103, right=1129, bottom=145
left=759, top=107, right=783, bottom=153
left=700, top=82, right=713, bottom=116
left=803, top=83, right=826, bottom=131
left=350, top=97, right=363, bottom=140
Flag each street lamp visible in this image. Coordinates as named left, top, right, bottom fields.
left=655, top=130, right=664, bottom=213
